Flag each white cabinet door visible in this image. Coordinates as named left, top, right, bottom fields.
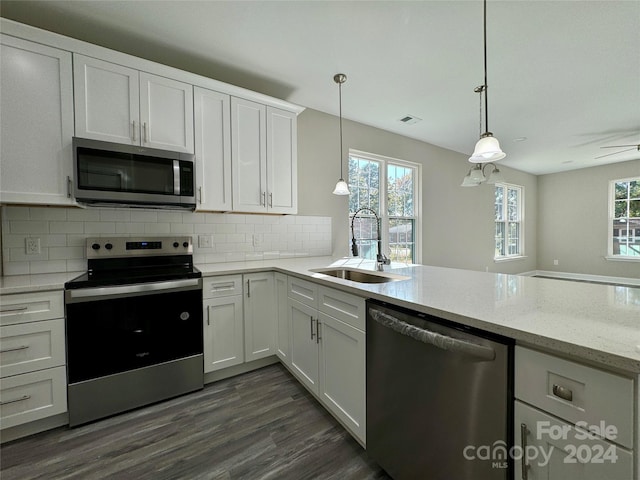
left=194, top=86, right=232, bottom=211
left=0, top=35, right=74, bottom=205
left=203, top=296, right=244, bottom=373
left=274, top=273, right=290, bottom=366
left=73, top=54, right=139, bottom=145
left=243, top=272, right=276, bottom=361
left=514, top=401, right=633, bottom=480
left=231, top=97, right=267, bottom=213
left=266, top=107, right=297, bottom=214
left=288, top=297, right=320, bottom=394
left=318, top=312, right=366, bottom=444
left=139, top=72, right=194, bottom=153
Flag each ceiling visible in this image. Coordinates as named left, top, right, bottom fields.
left=2, top=0, right=639, bottom=175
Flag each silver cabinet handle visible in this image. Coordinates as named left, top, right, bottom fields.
left=316, top=320, right=321, bottom=344
left=247, top=279, right=251, bottom=298
left=261, top=191, right=266, bottom=206
left=521, top=423, right=530, bottom=480
left=132, top=120, right=137, bottom=141
left=552, top=384, right=573, bottom=402
left=269, top=192, right=273, bottom=207
left=0, top=394, right=30, bottom=406
left=143, top=122, right=148, bottom=143
left=310, top=316, right=315, bottom=340
left=370, top=308, right=496, bottom=361
left=0, top=305, right=28, bottom=313
left=207, top=305, right=210, bottom=326
left=67, top=176, right=72, bottom=198
left=0, top=345, right=29, bottom=354
left=199, top=186, right=204, bottom=204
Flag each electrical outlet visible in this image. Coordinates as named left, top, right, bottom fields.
left=252, top=234, right=263, bottom=247
left=25, top=237, right=41, bottom=255
left=198, top=235, right=212, bottom=248
left=553, top=259, right=559, bottom=266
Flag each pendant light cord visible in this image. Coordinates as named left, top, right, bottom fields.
left=483, top=0, right=489, bottom=134
left=339, top=80, right=344, bottom=179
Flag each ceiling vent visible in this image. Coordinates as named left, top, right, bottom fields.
left=398, top=115, right=422, bottom=125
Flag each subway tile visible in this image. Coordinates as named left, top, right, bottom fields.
left=225, top=252, right=246, bottom=263
left=3, top=206, right=30, bottom=221
left=225, top=214, right=246, bottom=224
left=194, top=224, right=216, bottom=234
left=214, top=224, right=236, bottom=234
left=10, top=221, right=49, bottom=234
left=43, top=234, right=67, bottom=247
left=66, top=208, right=101, bottom=221
left=50, top=221, right=84, bottom=234
left=66, top=259, right=87, bottom=273
left=203, top=253, right=227, bottom=264
left=157, top=211, right=183, bottom=223
left=115, top=222, right=145, bottom=234
left=236, top=224, right=255, bottom=234
left=49, top=246, right=84, bottom=260
left=130, top=210, right=158, bottom=223
left=170, top=223, right=194, bottom=234
left=144, top=223, right=170, bottom=234
left=29, top=260, right=67, bottom=274
left=10, top=246, right=48, bottom=262
left=204, top=214, right=226, bottom=224
left=303, top=224, right=317, bottom=233
left=245, top=253, right=264, bottom=261
left=30, top=207, right=67, bottom=221
left=2, top=234, right=26, bottom=248
left=66, top=235, right=88, bottom=247
left=3, top=262, right=30, bottom=275
left=85, top=222, right=116, bottom=234
left=100, top=209, right=131, bottom=222
left=182, top=212, right=205, bottom=224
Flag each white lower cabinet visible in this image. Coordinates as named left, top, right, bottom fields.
left=202, top=275, right=244, bottom=373
left=0, top=291, right=67, bottom=432
left=514, top=346, right=635, bottom=480
left=274, top=273, right=290, bottom=366
left=243, top=272, right=276, bottom=361
left=286, top=276, right=366, bottom=444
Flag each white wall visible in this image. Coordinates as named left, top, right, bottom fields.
left=537, top=159, right=640, bottom=278
left=297, top=108, right=538, bottom=274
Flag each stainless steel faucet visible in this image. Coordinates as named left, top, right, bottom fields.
left=350, top=207, right=391, bottom=271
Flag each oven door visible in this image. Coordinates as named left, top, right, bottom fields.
left=65, top=279, right=203, bottom=384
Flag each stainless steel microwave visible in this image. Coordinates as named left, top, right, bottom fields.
left=72, top=137, right=196, bottom=209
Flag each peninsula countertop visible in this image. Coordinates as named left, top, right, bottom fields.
left=2, top=256, right=639, bottom=373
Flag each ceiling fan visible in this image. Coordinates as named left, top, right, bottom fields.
left=595, top=143, right=640, bottom=159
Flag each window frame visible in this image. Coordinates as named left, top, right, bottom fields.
left=494, top=182, right=525, bottom=261
left=348, top=149, right=422, bottom=264
left=607, top=176, right=640, bottom=261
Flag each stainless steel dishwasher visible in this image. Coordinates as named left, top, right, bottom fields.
left=367, top=300, right=513, bottom=480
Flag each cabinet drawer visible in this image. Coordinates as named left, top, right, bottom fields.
left=318, top=286, right=365, bottom=331
left=0, top=319, right=66, bottom=378
left=0, top=291, right=64, bottom=326
left=0, top=366, right=67, bottom=429
left=515, top=346, right=634, bottom=449
left=287, top=276, right=318, bottom=308
left=202, top=275, right=243, bottom=299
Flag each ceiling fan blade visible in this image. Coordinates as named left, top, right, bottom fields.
left=600, top=144, right=639, bottom=149
left=595, top=147, right=636, bottom=159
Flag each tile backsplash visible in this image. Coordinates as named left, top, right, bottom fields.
left=1, top=206, right=332, bottom=275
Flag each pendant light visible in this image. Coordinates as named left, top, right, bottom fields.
left=469, top=0, right=505, bottom=164
left=332, top=73, right=350, bottom=195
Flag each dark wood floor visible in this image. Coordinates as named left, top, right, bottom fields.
left=1, top=364, right=389, bottom=480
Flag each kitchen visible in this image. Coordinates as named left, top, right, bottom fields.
left=1, top=1, right=639, bottom=479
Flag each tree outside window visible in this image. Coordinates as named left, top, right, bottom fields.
left=348, top=151, right=420, bottom=264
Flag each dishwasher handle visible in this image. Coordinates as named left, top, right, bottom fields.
left=370, top=308, right=496, bottom=361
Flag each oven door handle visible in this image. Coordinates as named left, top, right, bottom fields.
left=65, top=278, right=202, bottom=303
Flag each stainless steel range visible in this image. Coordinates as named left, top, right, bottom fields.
left=64, top=236, right=203, bottom=426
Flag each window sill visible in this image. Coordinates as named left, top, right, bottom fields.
left=494, top=255, right=528, bottom=263
left=605, top=255, right=640, bottom=263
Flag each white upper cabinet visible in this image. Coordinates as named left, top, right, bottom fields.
left=266, top=107, right=297, bottom=214
left=231, top=98, right=298, bottom=214
left=0, top=35, right=75, bottom=205
left=74, top=55, right=194, bottom=153
left=194, top=87, right=232, bottom=211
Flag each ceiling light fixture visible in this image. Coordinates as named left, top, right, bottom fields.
left=468, top=0, right=505, bottom=165
left=460, top=162, right=504, bottom=187
left=332, top=73, right=350, bottom=196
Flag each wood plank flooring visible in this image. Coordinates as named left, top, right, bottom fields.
left=1, top=364, right=389, bottom=480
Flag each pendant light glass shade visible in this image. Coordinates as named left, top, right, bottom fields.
left=333, top=179, right=350, bottom=195
left=469, top=133, right=506, bottom=163
left=332, top=73, right=350, bottom=196
left=485, top=165, right=504, bottom=184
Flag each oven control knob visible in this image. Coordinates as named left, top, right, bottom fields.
left=173, top=242, right=179, bottom=248
left=91, top=243, right=100, bottom=250
left=182, top=241, right=189, bottom=248
left=105, top=243, right=113, bottom=250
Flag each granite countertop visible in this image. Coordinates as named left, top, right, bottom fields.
left=2, top=257, right=639, bottom=374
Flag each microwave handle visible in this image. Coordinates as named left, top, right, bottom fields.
left=173, top=160, right=181, bottom=195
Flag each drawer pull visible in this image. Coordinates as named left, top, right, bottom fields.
left=520, top=423, right=530, bottom=480
left=552, top=384, right=573, bottom=402
left=0, top=394, right=31, bottom=406
left=0, top=345, right=29, bottom=354
left=0, top=306, right=28, bottom=313
left=211, top=284, right=235, bottom=291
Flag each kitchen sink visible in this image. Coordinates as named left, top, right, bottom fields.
left=310, top=267, right=410, bottom=284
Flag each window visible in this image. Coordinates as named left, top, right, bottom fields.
left=494, top=183, right=523, bottom=259
left=348, top=150, right=421, bottom=264
left=609, top=177, right=640, bottom=258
